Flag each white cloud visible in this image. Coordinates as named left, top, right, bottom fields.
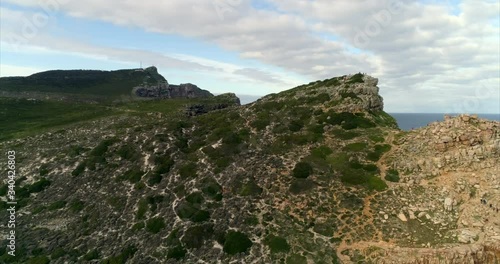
left=0, top=0, right=498, bottom=112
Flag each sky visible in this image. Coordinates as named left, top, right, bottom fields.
left=0, top=0, right=499, bottom=113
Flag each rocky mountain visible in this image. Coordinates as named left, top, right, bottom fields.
left=0, top=66, right=213, bottom=102
left=0, top=73, right=498, bottom=263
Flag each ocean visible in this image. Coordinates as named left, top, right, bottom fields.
left=390, top=113, right=500, bottom=131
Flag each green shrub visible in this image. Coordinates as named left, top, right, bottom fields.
left=39, top=164, right=49, bottom=176
left=28, top=178, right=51, bottom=193
left=72, top=162, right=86, bottom=176
left=250, top=114, right=271, bottom=130
left=340, top=169, right=367, bottom=185
left=101, top=245, right=137, bottom=264
left=223, top=231, right=253, bottom=255
left=51, top=248, right=66, bottom=259
left=363, top=164, right=379, bottom=172
left=83, top=249, right=99, bottom=261
left=182, top=224, right=214, bottom=249
left=146, top=217, right=165, bottom=234
left=117, top=144, right=137, bottom=160
left=201, top=178, right=223, bottom=201
left=385, top=169, right=400, bottom=182
left=0, top=184, right=7, bottom=196
left=69, top=199, right=84, bottom=212
left=191, top=210, right=210, bottom=222
left=292, top=162, right=313, bottom=178
left=288, top=120, right=304, bottom=132
left=367, top=176, right=387, bottom=191
left=90, top=138, right=118, bottom=157
left=155, top=157, right=174, bottom=174
left=186, top=192, right=204, bottom=205
left=179, top=162, right=197, bottom=178
left=175, top=202, right=198, bottom=219
left=119, top=168, right=143, bottom=183
left=289, top=179, right=316, bottom=194
left=311, top=146, right=333, bottom=159
left=131, top=222, right=145, bottom=231
left=286, top=254, right=308, bottom=264
left=239, top=180, right=263, bottom=196
left=48, top=200, right=67, bottom=210
left=331, top=129, right=360, bottom=140
left=347, top=73, right=364, bottom=83
left=367, top=144, right=391, bottom=161
left=148, top=172, right=162, bottom=185
left=320, top=111, right=375, bottom=130
left=343, top=142, right=368, bottom=152
left=340, top=91, right=359, bottom=99
left=369, top=135, right=385, bottom=143
left=27, top=255, right=50, bottom=264
left=222, top=132, right=243, bottom=145
left=264, top=235, right=290, bottom=253
left=167, top=246, right=186, bottom=260
left=136, top=199, right=148, bottom=220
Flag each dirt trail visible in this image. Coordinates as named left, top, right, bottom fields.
left=335, top=131, right=398, bottom=263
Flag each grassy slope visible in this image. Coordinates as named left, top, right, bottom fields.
left=0, top=95, right=238, bottom=142
left=0, top=69, right=158, bottom=98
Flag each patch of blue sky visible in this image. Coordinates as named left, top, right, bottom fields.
left=0, top=48, right=136, bottom=72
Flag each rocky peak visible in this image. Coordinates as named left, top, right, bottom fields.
left=261, top=73, right=384, bottom=113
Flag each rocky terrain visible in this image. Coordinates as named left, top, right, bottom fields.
left=0, top=72, right=498, bottom=263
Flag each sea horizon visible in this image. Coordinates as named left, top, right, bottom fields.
left=389, top=113, right=500, bottom=131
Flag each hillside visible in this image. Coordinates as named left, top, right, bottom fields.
left=0, top=66, right=212, bottom=102
left=0, top=73, right=499, bottom=263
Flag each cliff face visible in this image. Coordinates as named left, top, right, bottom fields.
left=133, top=82, right=214, bottom=99
left=0, top=73, right=498, bottom=264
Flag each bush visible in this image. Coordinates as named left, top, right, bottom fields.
left=27, top=256, right=50, bottom=264
left=264, top=235, right=290, bottom=253
left=201, top=178, right=223, bottom=201
left=367, top=144, right=391, bottom=161
left=385, top=169, right=400, bottom=182
left=347, top=73, right=364, bottom=83
left=69, top=199, right=84, bottom=212
left=146, top=217, right=165, bottom=234
left=331, top=129, right=360, bottom=140
left=48, top=200, right=67, bottom=210
left=239, top=180, right=263, bottom=196
left=179, top=162, right=197, bottom=178
left=311, top=146, right=333, bottom=159
left=39, top=164, right=49, bottom=176
left=117, top=168, right=143, bottom=183
left=83, top=249, right=99, bottom=261
left=367, top=176, right=387, bottom=191
left=117, top=144, right=137, bottom=160
left=136, top=199, right=148, bottom=220
left=223, top=231, right=253, bottom=255
left=90, top=138, right=118, bottom=157
left=182, top=224, right=214, bottom=249
left=148, top=172, right=163, bottom=185
left=289, top=179, right=316, bottom=194
left=186, top=192, right=204, bottom=205
left=292, top=162, right=313, bottom=178
left=72, top=163, right=85, bottom=176
left=343, top=142, right=368, bottom=152
left=288, top=120, right=304, bottom=132
left=155, top=157, right=174, bottom=174
left=191, top=210, right=210, bottom=222
left=28, top=178, right=51, bottom=193
left=167, top=246, right=186, bottom=260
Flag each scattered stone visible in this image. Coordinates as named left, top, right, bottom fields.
left=398, top=213, right=408, bottom=222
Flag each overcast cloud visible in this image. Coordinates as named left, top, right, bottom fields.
left=0, top=0, right=498, bottom=113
